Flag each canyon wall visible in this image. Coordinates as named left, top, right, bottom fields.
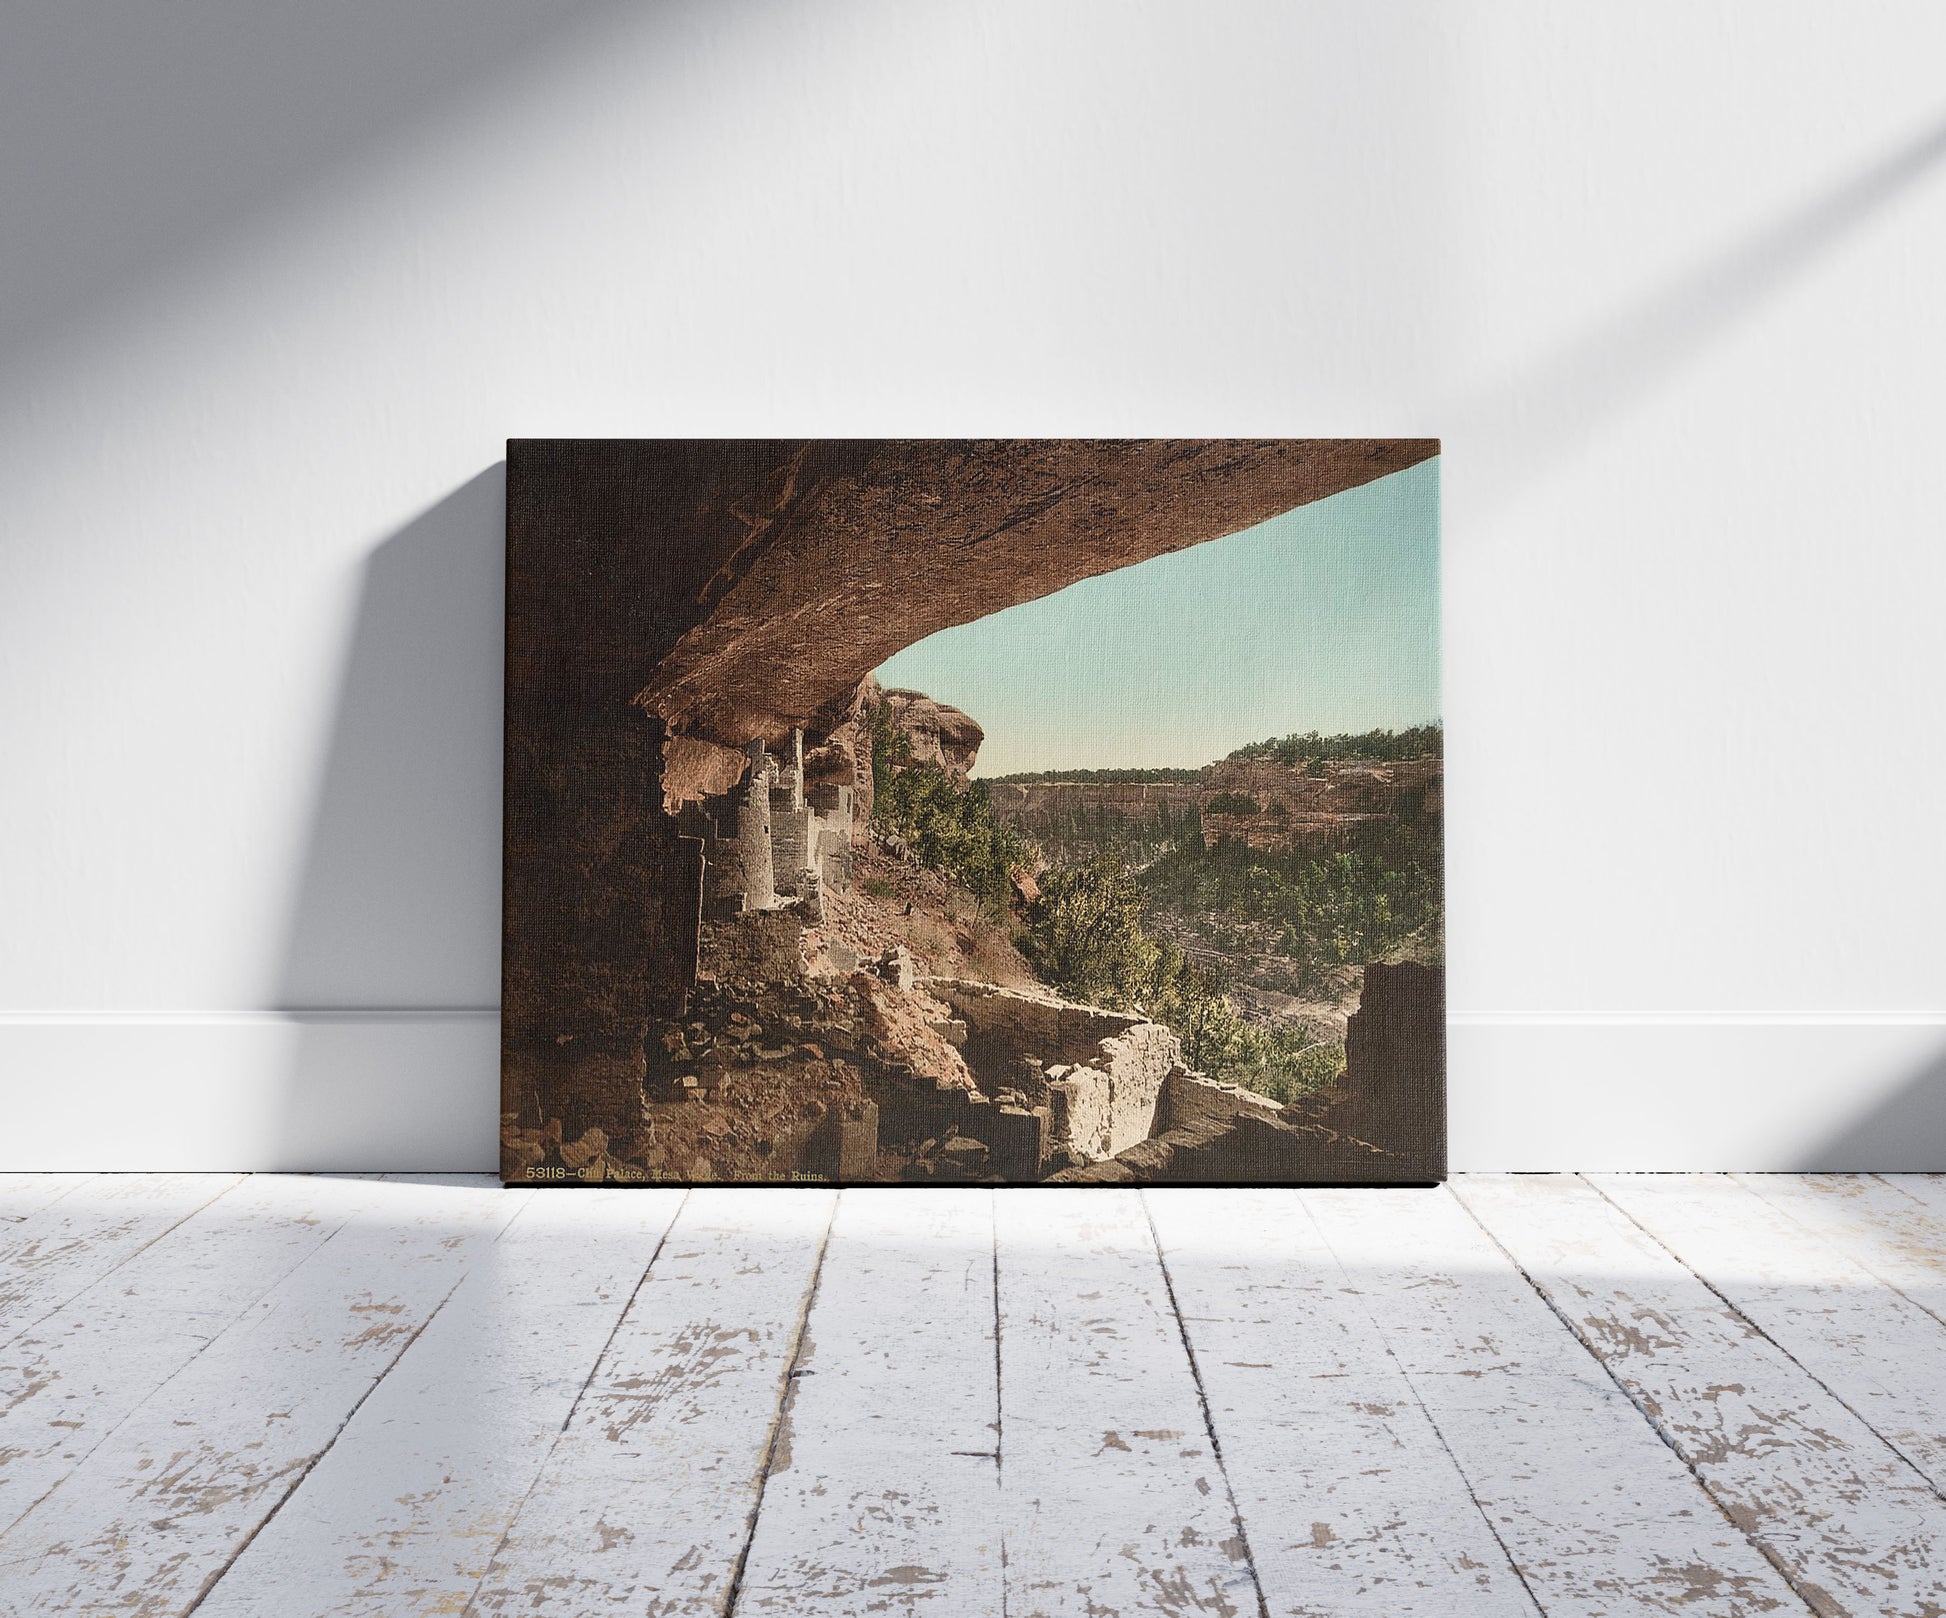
left=1199, top=755, right=1442, bottom=853
left=985, top=780, right=1202, bottom=846
left=986, top=755, right=1442, bottom=857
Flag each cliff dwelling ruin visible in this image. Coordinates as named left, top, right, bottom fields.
left=501, top=438, right=1444, bottom=1186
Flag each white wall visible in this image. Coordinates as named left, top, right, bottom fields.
left=5, top=1, right=1943, bottom=1171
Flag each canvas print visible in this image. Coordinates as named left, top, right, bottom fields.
left=502, top=439, right=1443, bottom=1186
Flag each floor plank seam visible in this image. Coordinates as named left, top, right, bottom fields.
left=719, top=1190, right=840, bottom=1618
left=1449, top=1181, right=1826, bottom=1618
left=1869, top=1173, right=1934, bottom=1209
left=1305, top=1189, right=1550, bottom=1618
left=1858, top=1174, right=1946, bottom=1332
left=0, top=1175, right=246, bottom=1356
left=1585, top=1174, right=1946, bottom=1509
left=989, top=1189, right=1009, bottom=1618
left=181, top=1262, right=479, bottom=1616
left=1390, top=1389, right=1547, bottom=1618
left=1792, top=1173, right=1946, bottom=1336
left=454, top=1187, right=689, bottom=1618
left=1139, top=1191, right=1272, bottom=1618
left=1732, top=1173, right=1946, bottom=1336
left=0, top=1174, right=95, bottom=1224
left=0, top=1186, right=379, bottom=1544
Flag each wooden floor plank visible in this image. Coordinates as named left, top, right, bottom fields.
left=7, top=1173, right=1938, bottom=1617
left=1305, top=1185, right=1805, bottom=1616
left=995, top=1187, right=1260, bottom=1618
left=1147, top=1188, right=1539, bottom=1616
left=732, top=1188, right=1003, bottom=1616
left=0, top=1173, right=245, bottom=1348
left=1594, top=1173, right=1946, bottom=1499
left=0, top=1173, right=96, bottom=1223
left=0, top=1174, right=405, bottom=1536
left=190, top=1186, right=686, bottom=1617
left=0, top=1175, right=525, bottom=1616
left=1734, top=1175, right=1946, bottom=1323
left=1883, top=1175, right=1946, bottom=1214
left=1877, top=1175, right=1946, bottom=1218
left=464, top=1187, right=836, bottom=1616
left=1458, top=1173, right=1946, bottom=1617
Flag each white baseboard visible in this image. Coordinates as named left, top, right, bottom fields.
left=1, top=1013, right=1941, bottom=1172
left=0, top=1012, right=500, bottom=1172
left=1449, top=1015, right=1946, bottom=1172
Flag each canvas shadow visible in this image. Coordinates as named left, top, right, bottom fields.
left=271, top=466, right=507, bottom=1171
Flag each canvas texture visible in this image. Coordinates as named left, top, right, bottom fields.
left=501, top=439, right=1443, bottom=1186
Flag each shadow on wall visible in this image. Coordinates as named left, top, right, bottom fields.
left=272, top=466, right=507, bottom=1171
left=0, top=0, right=648, bottom=378
left=1455, top=110, right=1946, bottom=514
left=1796, top=1042, right=1946, bottom=1173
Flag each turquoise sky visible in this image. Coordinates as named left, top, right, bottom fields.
left=875, top=457, right=1440, bottom=777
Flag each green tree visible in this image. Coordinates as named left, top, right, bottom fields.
left=1020, top=859, right=1346, bottom=1104
left=868, top=707, right=1032, bottom=915
left=1019, top=857, right=1159, bottom=1008
left=868, top=702, right=913, bottom=798
left=1233, top=725, right=1442, bottom=766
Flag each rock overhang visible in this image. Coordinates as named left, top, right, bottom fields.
left=606, top=438, right=1440, bottom=754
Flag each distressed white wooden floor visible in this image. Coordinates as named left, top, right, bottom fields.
left=2, top=1176, right=1944, bottom=1616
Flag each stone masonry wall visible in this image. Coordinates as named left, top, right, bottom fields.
left=1048, top=964, right=1447, bottom=1185
left=700, top=730, right=853, bottom=917
left=924, top=978, right=1182, bottom=1163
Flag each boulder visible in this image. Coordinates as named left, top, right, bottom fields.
left=660, top=735, right=751, bottom=812
left=879, top=689, right=985, bottom=782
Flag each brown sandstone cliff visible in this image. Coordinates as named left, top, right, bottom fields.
left=880, top=688, right=984, bottom=782
left=1199, top=755, right=1442, bottom=852
left=985, top=755, right=1442, bottom=856
left=986, top=780, right=1203, bottom=848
